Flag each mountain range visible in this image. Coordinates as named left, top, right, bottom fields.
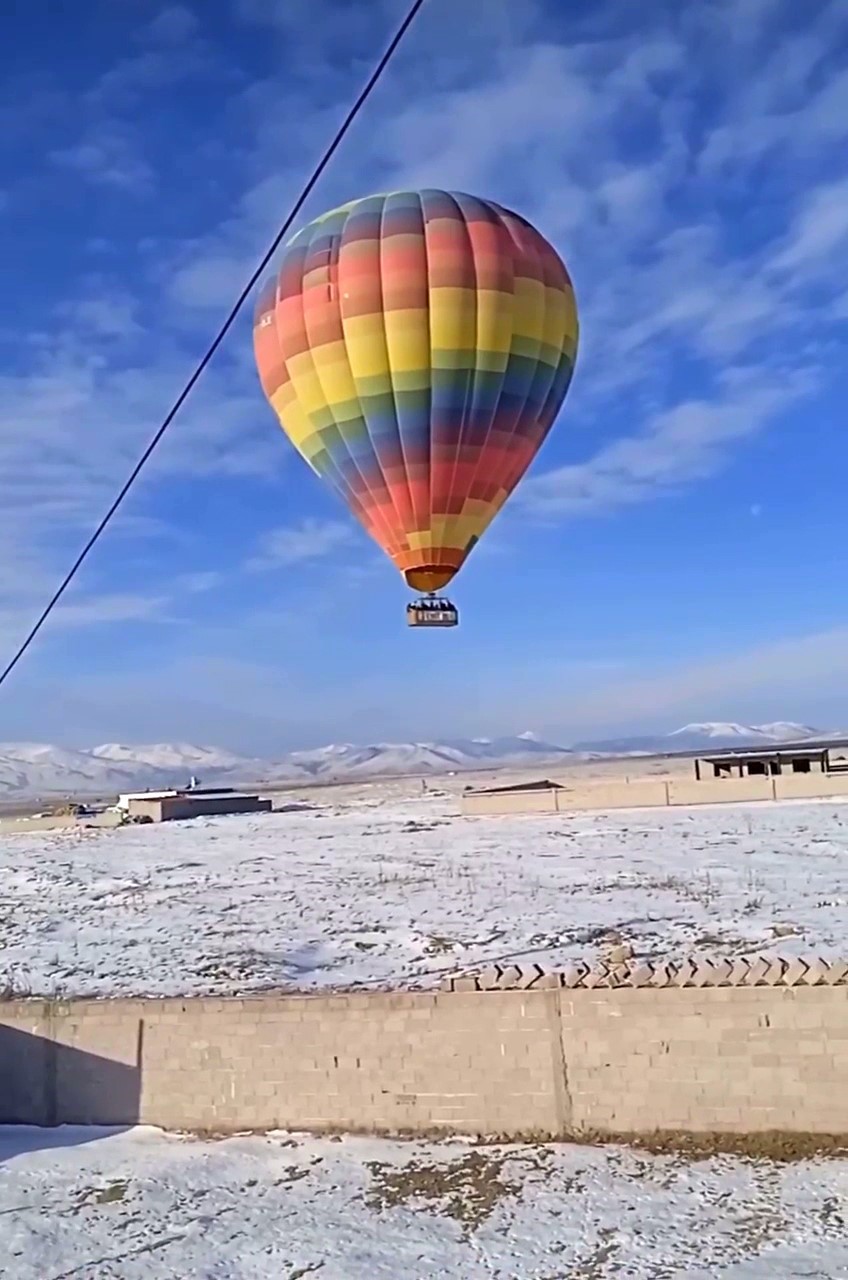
left=0, top=722, right=840, bottom=798
left=0, top=733, right=571, bottom=798
left=0, top=721, right=840, bottom=798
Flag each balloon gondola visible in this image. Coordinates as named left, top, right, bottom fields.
left=253, top=190, right=579, bottom=624
left=406, top=597, right=458, bottom=628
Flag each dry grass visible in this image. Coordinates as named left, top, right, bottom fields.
left=575, top=1128, right=848, bottom=1162
left=365, top=1148, right=551, bottom=1232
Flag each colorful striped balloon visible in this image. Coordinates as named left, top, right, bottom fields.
left=253, top=189, right=578, bottom=593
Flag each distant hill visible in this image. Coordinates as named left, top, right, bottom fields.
left=573, top=722, right=837, bottom=756
left=280, top=734, right=573, bottom=782
left=0, top=734, right=574, bottom=798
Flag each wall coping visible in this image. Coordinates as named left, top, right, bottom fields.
left=0, top=955, right=846, bottom=1009
left=441, top=954, right=848, bottom=992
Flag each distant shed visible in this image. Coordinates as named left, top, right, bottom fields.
left=463, top=778, right=564, bottom=796
left=461, top=779, right=563, bottom=816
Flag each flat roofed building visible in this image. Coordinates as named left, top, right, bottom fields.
left=694, top=746, right=829, bottom=780
left=125, top=790, right=272, bottom=823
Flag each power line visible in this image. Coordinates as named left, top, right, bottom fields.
left=0, top=0, right=428, bottom=691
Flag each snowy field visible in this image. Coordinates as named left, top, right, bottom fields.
left=1, top=1126, right=846, bottom=1279
left=1, top=788, right=847, bottom=996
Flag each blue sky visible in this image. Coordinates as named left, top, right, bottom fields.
left=1, top=0, right=848, bottom=752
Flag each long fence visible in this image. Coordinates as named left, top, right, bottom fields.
left=462, top=772, right=848, bottom=815
left=1, top=955, right=846, bottom=1138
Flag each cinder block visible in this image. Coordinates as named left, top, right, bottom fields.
left=795, top=1038, right=830, bottom=1056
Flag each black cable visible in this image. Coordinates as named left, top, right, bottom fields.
left=0, top=0, right=428, bottom=690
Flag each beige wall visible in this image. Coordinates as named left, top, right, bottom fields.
left=0, top=811, right=124, bottom=835
left=462, top=772, right=848, bottom=816
left=126, top=798, right=166, bottom=822
left=774, top=773, right=848, bottom=799
left=555, top=781, right=670, bottom=810
left=561, top=985, right=847, bottom=1134
left=1, top=982, right=846, bottom=1137
left=666, top=777, right=775, bottom=806
left=462, top=788, right=559, bottom=815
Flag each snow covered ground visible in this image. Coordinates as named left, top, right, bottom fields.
left=1, top=1125, right=846, bottom=1279
left=0, top=788, right=846, bottom=996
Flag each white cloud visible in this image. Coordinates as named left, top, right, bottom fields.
left=0, top=590, right=171, bottom=659
left=380, top=43, right=598, bottom=209
left=173, top=571, right=224, bottom=595
left=698, top=3, right=848, bottom=173
left=85, top=24, right=216, bottom=111
left=0, top=326, right=280, bottom=530
left=144, top=5, right=200, bottom=45
left=50, top=127, right=154, bottom=192
left=770, top=177, right=848, bottom=273
left=247, top=519, right=354, bottom=571
left=164, top=12, right=584, bottom=314
left=55, top=286, right=142, bottom=339
left=0, top=308, right=290, bottom=655
left=520, top=367, right=814, bottom=517
left=168, top=252, right=255, bottom=311
left=52, top=592, right=172, bottom=627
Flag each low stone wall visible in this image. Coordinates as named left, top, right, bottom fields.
left=1, top=954, right=846, bottom=1139
left=0, top=811, right=124, bottom=835
left=462, top=772, right=848, bottom=815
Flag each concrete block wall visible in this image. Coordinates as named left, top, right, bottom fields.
left=775, top=773, right=848, bottom=799
left=461, top=772, right=848, bottom=815
left=666, top=777, right=775, bottom=805
left=0, top=954, right=846, bottom=1138
left=446, top=956, right=848, bottom=1135
left=0, top=992, right=564, bottom=1136
left=461, top=788, right=559, bottom=815
left=137, top=991, right=564, bottom=1134
left=562, top=985, right=847, bottom=1134
left=554, top=781, right=670, bottom=810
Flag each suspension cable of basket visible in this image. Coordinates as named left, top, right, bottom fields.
left=0, top=0, right=428, bottom=691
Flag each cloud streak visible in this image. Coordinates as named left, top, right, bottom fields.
left=538, top=625, right=848, bottom=740
left=246, top=519, right=354, bottom=571
left=520, top=367, right=816, bottom=517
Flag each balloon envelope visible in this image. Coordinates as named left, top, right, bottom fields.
left=253, top=189, right=578, bottom=592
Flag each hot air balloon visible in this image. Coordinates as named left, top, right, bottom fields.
left=253, top=189, right=578, bottom=628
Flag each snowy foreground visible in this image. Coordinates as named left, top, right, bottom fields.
left=1, top=790, right=847, bottom=996
left=1, top=1126, right=846, bottom=1279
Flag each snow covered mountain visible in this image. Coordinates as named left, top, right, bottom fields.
left=0, top=735, right=573, bottom=798
left=575, top=722, right=836, bottom=756
left=0, top=743, right=252, bottom=799
left=281, top=735, right=572, bottom=781
left=0, top=721, right=841, bottom=799
left=91, top=743, right=252, bottom=771
left=669, top=721, right=822, bottom=743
